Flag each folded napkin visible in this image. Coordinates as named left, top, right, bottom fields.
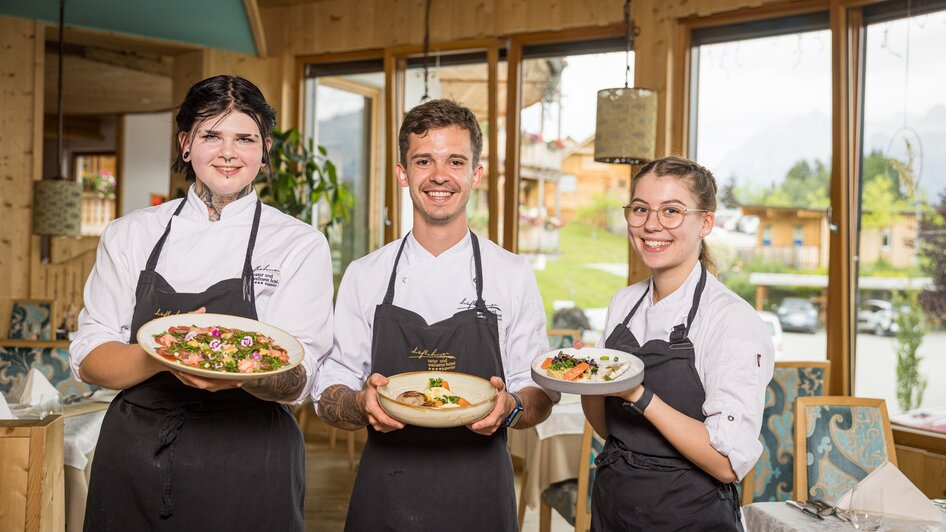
left=0, top=392, right=14, bottom=420
left=17, top=368, right=61, bottom=407
left=836, top=461, right=941, bottom=522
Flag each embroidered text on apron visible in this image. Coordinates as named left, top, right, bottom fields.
left=591, top=264, right=742, bottom=532
left=84, top=198, right=305, bottom=532
left=344, top=231, right=518, bottom=532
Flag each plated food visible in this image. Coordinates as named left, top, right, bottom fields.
left=378, top=371, right=497, bottom=428
left=137, top=313, right=304, bottom=380
left=531, top=347, right=644, bottom=395
left=395, top=377, right=473, bottom=408
left=152, top=325, right=290, bottom=374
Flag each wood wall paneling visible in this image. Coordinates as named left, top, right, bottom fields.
left=0, top=17, right=43, bottom=339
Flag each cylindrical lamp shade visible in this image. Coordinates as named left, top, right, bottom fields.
left=594, top=87, right=658, bottom=164
left=33, top=179, right=82, bottom=236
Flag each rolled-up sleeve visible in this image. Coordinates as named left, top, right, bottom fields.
left=260, top=231, right=334, bottom=404
left=502, top=262, right=559, bottom=402
left=702, top=330, right=774, bottom=481
left=311, top=261, right=372, bottom=406
left=70, top=223, right=137, bottom=381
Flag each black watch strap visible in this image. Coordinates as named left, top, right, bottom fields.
left=622, top=387, right=653, bottom=416
left=502, top=393, right=523, bottom=428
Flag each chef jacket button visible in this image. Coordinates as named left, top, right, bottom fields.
left=727, top=415, right=734, bottom=421
left=402, top=276, right=408, bottom=283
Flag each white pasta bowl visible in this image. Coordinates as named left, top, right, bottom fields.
left=377, top=371, right=498, bottom=428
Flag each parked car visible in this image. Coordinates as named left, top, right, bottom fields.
left=758, top=310, right=784, bottom=359
left=776, top=297, right=819, bottom=334
left=857, top=298, right=911, bottom=336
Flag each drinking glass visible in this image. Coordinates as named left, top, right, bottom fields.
left=845, top=486, right=885, bottom=531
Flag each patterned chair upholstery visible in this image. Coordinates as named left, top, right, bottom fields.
left=539, top=421, right=605, bottom=532
left=0, top=344, right=96, bottom=399
left=547, top=328, right=582, bottom=350
left=794, top=396, right=895, bottom=505
left=741, top=361, right=829, bottom=504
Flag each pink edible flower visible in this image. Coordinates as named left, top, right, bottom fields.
left=211, top=328, right=221, bottom=337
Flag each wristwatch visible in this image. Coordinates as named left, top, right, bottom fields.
left=501, top=393, right=523, bottom=428
left=621, top=387, right=653, bottom=416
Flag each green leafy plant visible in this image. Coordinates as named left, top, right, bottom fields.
left=255, top=128, right=354, bottom=229
left=892, top=290, right=927, bottom=411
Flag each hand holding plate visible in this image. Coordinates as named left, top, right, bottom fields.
left=358, top=373, right=405, bottom=432
left=467, top=376, right=509, bottom=435
left=170, top=369, right=245, bottom=392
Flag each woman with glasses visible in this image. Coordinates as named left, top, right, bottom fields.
left=581, top=156, right=774, bottom=530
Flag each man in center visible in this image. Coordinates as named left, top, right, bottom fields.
left=314, top=98, right=556, bottom=531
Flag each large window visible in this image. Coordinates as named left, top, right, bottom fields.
left=304, top=64, right=386, bottom=281
left=855, top=3, right=946, bottom=422
left=690, top=14, right=832, bottom=361
left=516, top=48, right=629, bottom=342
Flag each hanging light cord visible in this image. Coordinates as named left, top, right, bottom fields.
left=422, top=0, right=432, bottom=101
left=57, top=0, right=65, bottom=174
left=623, top=0, right=634, bottom=88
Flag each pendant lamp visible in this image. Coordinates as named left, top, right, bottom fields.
left=33, top=0, right=82, bottom=240
left=593, top=0, right=657, bottom=165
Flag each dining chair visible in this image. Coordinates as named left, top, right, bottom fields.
left=793, top=396, right=896, bottom=505
left=741, top=361, right=830, bottom=505
left=547, top=328, right=582, bottom=350
left=538, top=421, right=605, bottom=532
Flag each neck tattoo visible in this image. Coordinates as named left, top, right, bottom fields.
left=196, top=181, right=252, bottom=222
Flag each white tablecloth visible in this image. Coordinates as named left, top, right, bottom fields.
left=744, top=502, right=946, bottom=532
left=63, top=410, right=106, bottom=470
left=509, top=394, right=587, bottom=509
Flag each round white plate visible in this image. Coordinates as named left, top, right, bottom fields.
left=378, top=371, right=497, bottom=428
left=136, top=313, right=304, bottom=381
left=531, top=347, right=644, bottom=395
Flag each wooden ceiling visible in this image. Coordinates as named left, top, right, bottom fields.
left=44, top=26, right=191, bottom=118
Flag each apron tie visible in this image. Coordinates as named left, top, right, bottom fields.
left=595, top=441, right=695, bottom=472
left=154, top=408, right=187, bottom=518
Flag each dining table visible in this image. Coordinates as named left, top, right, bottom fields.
left=508, top=393, right=587, bottom=517
left=743, top=501, right=946, bottom=532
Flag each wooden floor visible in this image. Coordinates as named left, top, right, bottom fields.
left=303, top=435, right=573, bottom=531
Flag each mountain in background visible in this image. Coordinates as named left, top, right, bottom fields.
left=714, top=106, right=946, bottom=198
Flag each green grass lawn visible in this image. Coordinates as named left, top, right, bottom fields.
left=532, top=222, right=628, bottom=321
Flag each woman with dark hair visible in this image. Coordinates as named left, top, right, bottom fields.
left=70, top=75, right=333, bottom=531
left=582, top=156, right=773, bottom=530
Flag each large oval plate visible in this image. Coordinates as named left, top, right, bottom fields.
left=378, top=371, right=497, bottom=428
left=531, top=347, right=644, bottom=395
left=136, top=313, right=304, bottom=381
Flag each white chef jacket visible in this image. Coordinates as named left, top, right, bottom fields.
left=313, top=231, right=558, bottom=403
left=599, top=262, right=775, bottom=481
left=70, top=186, right=334, bottom=403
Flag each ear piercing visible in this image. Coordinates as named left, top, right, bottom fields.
left=182, top=150, right=190, bottom=159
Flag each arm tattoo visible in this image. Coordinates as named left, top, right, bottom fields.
left=195, top=181, right=253, bottom=222
left=317, top=384, right=368, bottom=430
left=242, top=364, right=307, bottom=402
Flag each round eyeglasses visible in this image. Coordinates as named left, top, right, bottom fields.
left=623, top=204, right=711, bottom=229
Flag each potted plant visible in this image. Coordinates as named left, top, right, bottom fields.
left=255, top=128, right=354, bottom=229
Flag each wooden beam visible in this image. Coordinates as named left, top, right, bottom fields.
left=487, top=43, right=499, bottom=243
left=244, top=0, right=269, bottom=58
left=47, top=42, right=173, bottom=77
left=502, top=40, right=522, bottom=252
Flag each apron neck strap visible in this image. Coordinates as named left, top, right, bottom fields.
left=382, top=230, right=485, bottom=309
left=145, top=198, right=188, bottom=271
left=241, top=200, right=263, bottom=304
left=619, top=262, right=708, bottom=335
left=682, top=263, right=708, bottom=335
left=383, top=234, right=411, bottom=305
left=468, top=231, right=486, bottom=310
left=621, top=285, right=650, bottom=327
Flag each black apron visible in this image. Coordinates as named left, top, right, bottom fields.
left=591, top=264, right=742, bottom=532
left=344, top=232, right=517, bottom=532
left=84, top=198, right=305, bottom=532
